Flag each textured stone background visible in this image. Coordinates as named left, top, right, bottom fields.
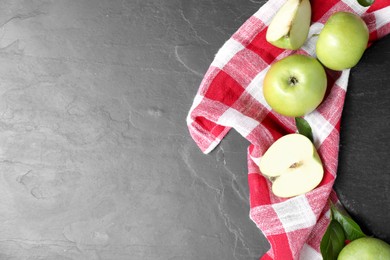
left=0, top=1, right=388, bottom=259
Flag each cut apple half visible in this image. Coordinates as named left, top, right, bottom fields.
left=259, top=133, right=324, bottom=198
left=266, top=0, right=312, bottom=50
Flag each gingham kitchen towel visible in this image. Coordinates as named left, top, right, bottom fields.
left=186, top=0, right=390, bottom=259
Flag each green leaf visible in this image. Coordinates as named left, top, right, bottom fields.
left=357, top=0, right=375, bottom=7
left=295, top=117, right=313, bottom=142
left=331, top=204, right=366, bottom=241
left=320, top=220, right=346, bottom=260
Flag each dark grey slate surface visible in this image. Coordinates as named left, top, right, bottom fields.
left=0, top=1, right=268, bottom=259
left=335, top=34, right=390, bottom=244
left=0, top=0, right=388, bottom=260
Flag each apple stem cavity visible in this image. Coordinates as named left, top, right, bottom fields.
left=289, top=76, right=299, bottom=86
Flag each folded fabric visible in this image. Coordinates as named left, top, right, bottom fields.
left=186, top=0, right=390, bottom=259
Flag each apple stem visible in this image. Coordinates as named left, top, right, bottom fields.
left=289, top=76, right=298, bottom=86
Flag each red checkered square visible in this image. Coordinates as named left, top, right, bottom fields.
left=368, top=0, right=390, bottom=12
left=195, top=117, right=229, bottom=141
left=248, top=172, right=271, bottom=207
left=316, top=2, right=355, bottom=24
left=311, top=0, right=341, bottom=21
left=261, top=113, right=294, bottom=141
left=246, top=28, right=285, bottom=65
left=204, top=70, right=244, bottom=107
left=198, top=66, right=222, bottom=96
left=266, top=233, right=294, bottom=260
left=188, top=120, right=229, bottom=153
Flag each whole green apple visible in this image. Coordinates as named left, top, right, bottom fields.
left=338, top=237, right=390, bottom=260
left=263, top=54, right=327, bottom=117
left=316, top=12, right=369, bottom=71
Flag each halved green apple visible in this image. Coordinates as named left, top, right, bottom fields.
left=266, top=0, right=312, bottom=50
left=259, top=134, right=324, bottom=198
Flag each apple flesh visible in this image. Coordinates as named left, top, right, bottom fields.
left=316, top=12, right=369, bottom=71
left=338, top=237, right=390, bottom=260
left=263, top=54, right=327, bottom=117
left=266, top=0, right=311, bottom=50
left=259, top=134, right=324, bottom=198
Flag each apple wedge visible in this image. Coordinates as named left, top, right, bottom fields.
left=266, top=0, right=312, bottom=50
left=259, top=133, right=324, bottom=198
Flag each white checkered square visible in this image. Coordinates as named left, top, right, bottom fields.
left=246, top=67, right=271, bottom=109
left=304, top=111, right=335, bottom=148
left=300, top=244, right=323, bottom=260
left=253, top=0, right=286, bottom=23
left=375, top=7, right=390, bottom=30
left=301, top=23, right=324, bottom=57
left=217, top=107, right=259, bottom=137
left=186, top=95, right=204, bottom=125
left=211, top=38, right=245, bottom=69
left=272, top=196, right=317, bottom=233
left=335, top=69, right=351, bottom=91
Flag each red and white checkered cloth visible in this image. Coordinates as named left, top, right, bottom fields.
left=186, top=0, right=390, bottom=259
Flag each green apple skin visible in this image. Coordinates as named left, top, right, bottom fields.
left=316, top=12, right=369, bottom=71
left=338, top=237, right=390, bottom=260
left=263, top=54, right=327, bottom=117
